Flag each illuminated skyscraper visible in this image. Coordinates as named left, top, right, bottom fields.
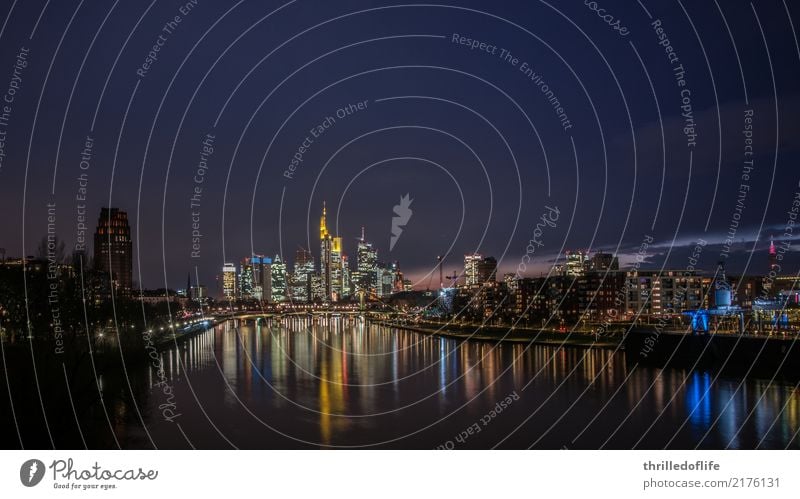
left=341, top=254, right=351, bottom=297
left=250, top=254, right=272, bottom=301
left=93, top=207, right=132, bottom=294
left=318, top=203, right=350, bottom=301
left=222, top=262, right=237, bottom=299
left=320, top=203, right=333, bottom=300
left=377, top=263, right=395, bottom=297
left=769, top=237, right=778, bottom=273
left=464, top=254, right=482, bottom=286
left=356, top=227, right=377, bottom=295
left=311, top=274, right=324, bottom=301
left=271, top=254, right=287, bottom=302
left=391, top=261, right=405, bottom=293
left=292, top=248, right=314, bottom=303
left=477, top=256, right=497, bottom=283
left=239, top=258, right=254, bottom=299
left=330, top=236, right=344, bottom=300
left=565, top=250, right=586, bottom=277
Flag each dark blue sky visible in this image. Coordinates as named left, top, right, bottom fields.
left=0, top=0, right=798, bottom=291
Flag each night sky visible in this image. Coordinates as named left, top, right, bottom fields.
left=0, top=0, right=798, bottom=293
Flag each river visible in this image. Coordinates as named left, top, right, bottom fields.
left=111, top=317, right=800, bottom=449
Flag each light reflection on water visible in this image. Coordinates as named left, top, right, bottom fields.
left=138, top=318, right=800, bottom=449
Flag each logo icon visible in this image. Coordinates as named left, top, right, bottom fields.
left=390, top=193, right=413, bottom=251
left=20, top=459, right=45, bottom=487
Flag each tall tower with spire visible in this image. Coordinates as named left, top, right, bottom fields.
left=769, top=236, right=778, bottom=273
left=320, top=202, right=332, bottom=300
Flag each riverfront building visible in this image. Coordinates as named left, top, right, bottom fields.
left=93, top=208, right=133, bottom=295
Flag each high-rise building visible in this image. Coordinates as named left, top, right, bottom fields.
left=464, top=254, right=483, bottom=286
left=222, top=262, right=237, bottom=299
left=311, top=274, right=324, bottom=301
left=391, top=261, right=405, bottom=293
left=464, top=254, right=497, bottom=286
left=189, top=284, right=207, bottom=301
left=376, top=263, right=395, bottom=298
left=239, top=258, right=254, bottom=299
left=251, top=255, right=272, bottom=302
left=93, top=207, right=133, bottom=294
left=477, top=256, right=498, bottom=283
left=565, top=250, right=586, bottom=277
left=271, top=254, right=288, bottom=302
left=769, top=236, right=778, bottom=273
left=291, top=248, right=314, bottom=302
left=625, top=270, right=704, bottom=316
left=341, top=254, right=351, bottom=297
left=330, top=236, right=345, bottom=300
left=589, top=252, right=619, bottom=272
left=356, top=227, right=377, bottom=296
left=320, top=203, right=333, bottom=300
left=504, top=273, right=519, bottom=293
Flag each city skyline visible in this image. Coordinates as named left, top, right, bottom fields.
left=1, top=0, right=800, bottom=457
left=2, top=202, right=794, bottom=297
left=1, top=2, right=799, bottom=296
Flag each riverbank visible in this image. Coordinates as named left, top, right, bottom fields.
left=625, top=327, right=800, bottom=378
left=375, top=320, right=622, bottom=348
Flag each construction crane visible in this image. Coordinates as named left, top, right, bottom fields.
left=445, top=270, right=460, bottom=288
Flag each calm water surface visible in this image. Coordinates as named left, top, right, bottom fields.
left=119, top=318, right=800, bottom=449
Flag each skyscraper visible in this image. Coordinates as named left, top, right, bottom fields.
left=769, top=236, right=778, bottom=273
left=222, top=262, right=237, bottom=299
left=565, top=250, right=586, bottom=277
left=271, top=254, right=287, bottom=302
left=589, top=252, right=619, bottom=271
left=464, top=254, right=483, bottom=286
left=356, top=227, right=377, bottom=296
left=319, top=203, right=350, bottom=301
left=239, top=258, right=254, bottom=299
left=376, top=263, right=395, bottom=297
left=251, top=254, right=272, bottom=302
left=477, top=256, right=498, bottom=283
left=330, top=236, right=344, bottom=300
left=341, top=254, right=351, bottom=297
left=93, top=207, right=132, bottom=295
left=320, top=203, right=333, bottom=300
left=292, top=248, right=314, bottom=302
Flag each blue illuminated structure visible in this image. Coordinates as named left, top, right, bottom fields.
left=683, top=263, right=744, bottom=335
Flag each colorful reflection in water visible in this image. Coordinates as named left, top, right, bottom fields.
left=132, top=317, right=800, bottom=449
